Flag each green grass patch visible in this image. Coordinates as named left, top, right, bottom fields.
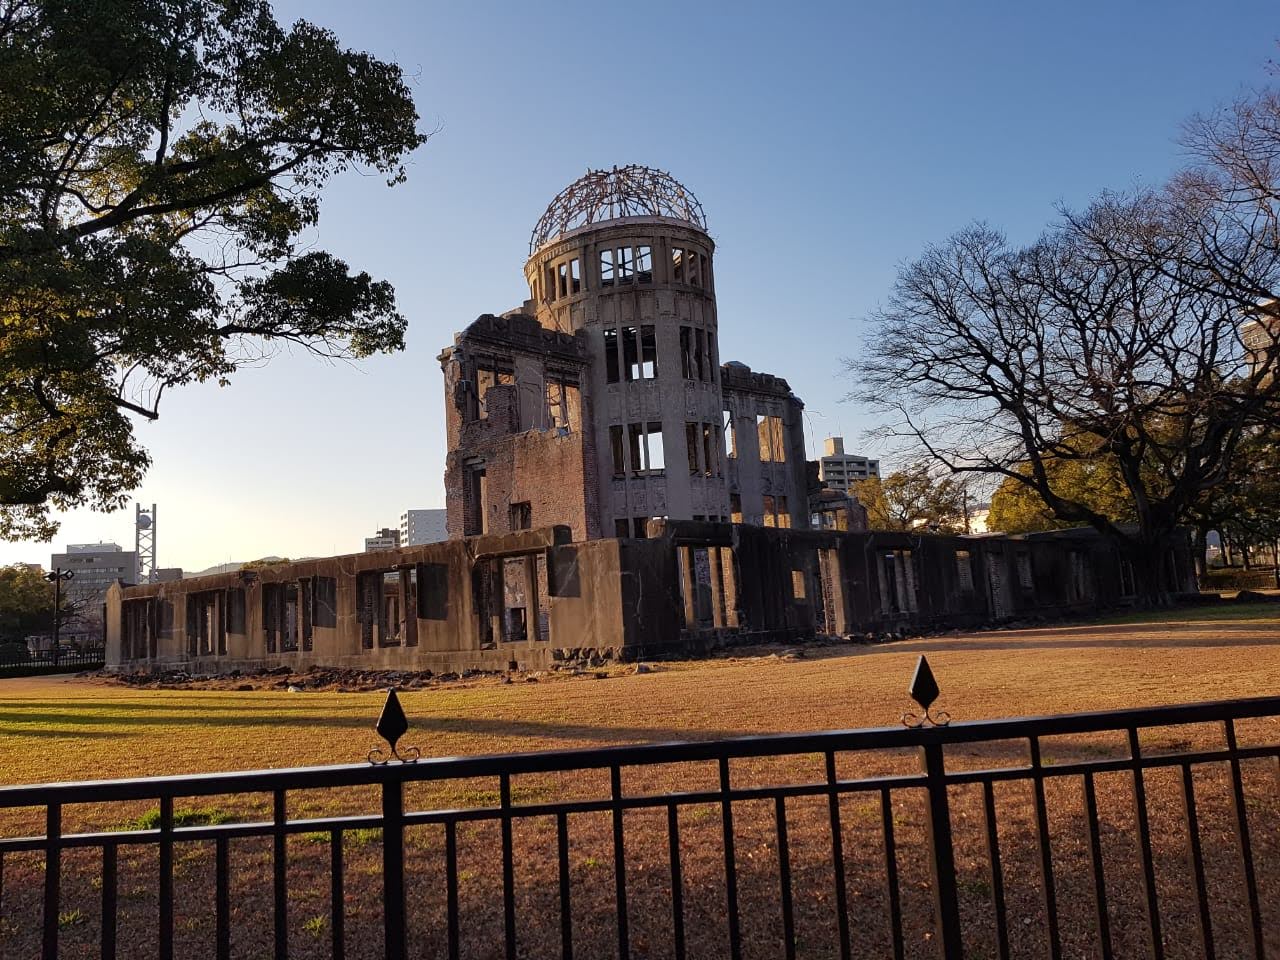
left=1090, top=601, right=1280, bottom=626
left=123, top=805, right=232, bottom=831
left=302, top=827, right=382, bottom=846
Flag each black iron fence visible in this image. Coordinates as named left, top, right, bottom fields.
left=0, top=660, right=1276, bottom=959
left=0, top=648, right=105, bottom=676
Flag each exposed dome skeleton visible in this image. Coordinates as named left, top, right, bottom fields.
left=529, top=164, right=708, bottom=255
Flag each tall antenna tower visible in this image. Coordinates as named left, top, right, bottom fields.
left=135, top=503, right=156, bottom=583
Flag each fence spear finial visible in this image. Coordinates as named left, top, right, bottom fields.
left=369, top=688, right=421, bottom=764
left=903, top=655, right=951, bottom=728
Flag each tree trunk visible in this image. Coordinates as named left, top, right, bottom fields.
left=1242, top=542, right=1252, bottom=570
left=1192, top=525, right=1210, bottom=579
left=1120, top=533, right=1174, bottom=608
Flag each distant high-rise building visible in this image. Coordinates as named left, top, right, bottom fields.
left=818, top=437, right=880, bottom=493
left=50, top=543, right=140, bottom=622
left=399, top=509, right=447, bottom=546
left=364, top=527, right=401, bottom=552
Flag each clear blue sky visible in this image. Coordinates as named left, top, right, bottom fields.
left=4, top=1, right=1277, bottom=571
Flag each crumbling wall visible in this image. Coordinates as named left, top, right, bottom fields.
left=105, top=526, right=619, bottom=675
left=108, top=522, right=1198, bottom=675
left=440, top=313, right=597, bottom=542
left=722, top=364, right=810, bottom=532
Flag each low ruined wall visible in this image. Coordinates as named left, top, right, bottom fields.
left=106, top=522, right=1197, bottom=675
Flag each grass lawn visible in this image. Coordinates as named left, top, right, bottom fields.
left=1088, top=599, right=1280, bottom=626
left=0, top=613, right=1278, bottom=958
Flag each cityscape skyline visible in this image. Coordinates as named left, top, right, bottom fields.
left=1, top=0, right=1277, bottom=572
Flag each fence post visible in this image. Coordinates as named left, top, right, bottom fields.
left=919, top=738, right=963, bottom=957
left=382, top=776, right=407, bottom=960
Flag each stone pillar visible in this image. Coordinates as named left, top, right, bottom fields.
left=522, top=556, right=540, bottom=641
left=709, top=547, right=725, bottom=629
left=680, top=546, right=697, bottom=628
left=720, top=546, right=740, bottom=628
left=489, top=561, right=504, bottom=644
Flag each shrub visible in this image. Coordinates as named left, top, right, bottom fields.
left=1201, top=567, right=1278, bottom=591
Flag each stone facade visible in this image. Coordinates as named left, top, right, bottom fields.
left=102, top=166, right=1201, bottom=676
left=440, top=167, right=811, bottom=542
left=105, top=522, right=1198, bottom=673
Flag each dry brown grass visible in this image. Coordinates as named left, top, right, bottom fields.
left=1, top=613, right=1278, bottom=959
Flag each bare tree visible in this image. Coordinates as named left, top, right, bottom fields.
left=853, top=189, right=1280, bottom=604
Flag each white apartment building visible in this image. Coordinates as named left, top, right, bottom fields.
left=399, top=509, right=448, bottom=546
left=364, top=527, right=401, bottom=552
left=50, top=543, right=140, bottom=619
left=818, top=437, right=880, bottom=492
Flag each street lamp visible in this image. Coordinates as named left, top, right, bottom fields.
left=45, top=568, right=73, bottom=667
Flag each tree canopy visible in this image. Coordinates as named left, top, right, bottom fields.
left=0, top=0, right=427, bottom=539
left=852, top=461, right=968, bottom=533
left=986, top=456, right=1135, bottom=535
left=0, top=563, right=53, bottom=640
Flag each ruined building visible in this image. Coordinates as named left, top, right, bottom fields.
left=104, top=167, right=1200, bottom=674
left=439, top=165, right=810, bottom=543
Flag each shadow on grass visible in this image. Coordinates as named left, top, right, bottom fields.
left=0, top=711, right=759, bottom=746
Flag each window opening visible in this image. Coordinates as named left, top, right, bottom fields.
left=509, top=501, right=532, bottom=531
left=381, top=571, right=402, bottom=646
left=616, top=246, right=634, bottom=283
left=610, top=424, right=626, bottom=477
left=299, top=578, right=313, bottom=651
left=758, top=415, right=785, bottom=462
left=463, top=466, right=486, bottom=537
left=314, top=576, right=338, bottom=628
left=680, top=327, right=695, bottom=380
left=604, top=327, right=620, bottom=383
left=640, top=325, right=657, bottom=378
left=636, top=246, right=652, bottom=282
left=628, top=421, right=664, bottom=474
left=225, top=587, right=246, bottom=635
left=475, top=358, right=514, bottom=420
left=623, top=325, right=639, bottom=381
left=357, top=571, right=380, bottom=649
left=545, top=375, right=577, bottom=432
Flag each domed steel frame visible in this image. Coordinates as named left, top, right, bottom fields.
left=529, top=164, right=707, bottom=255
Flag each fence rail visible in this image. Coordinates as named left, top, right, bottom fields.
left=0, top=648, right=105, bottom=675
left=1, top=662, right=1277, bottom=959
